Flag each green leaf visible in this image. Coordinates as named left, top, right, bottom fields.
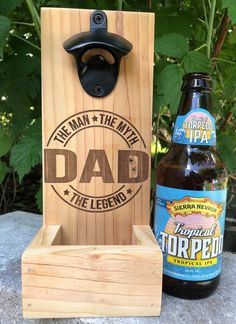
left=222, top=0, right=236, bottom=24
left=154, top=60, right=169, bottom=77
left=155, top=13, right=197, bottom=38
left=4, top=54, right=40, bottom=78
left=0, top=0, right=23, bottom=16
left=0, top=15, right=11, bottom=58
left=26, top=76, right=40, bottom=99
left=217, top=134, right=236, bottom=173
left=229, top=7, right=236, bottom=24
left=231, top=105, right=236, bottom=115
left=183, top=51, right=211, bottom=73
left=229, top=29, right=236, bottom=44
left=47, top=0, right=98, bottom=9
left=223, top=66, right=236, bottom=100
left=0, top=160, right=9, bottom=183
left=155, top=33, right=189, bottom=59
left=156, top=64, right=184, bottom=113
left=123, top=0, right=148, bottom=11
left=0, top=128, right=13, bottom=157
left=194, top=25, right=207, bottom=45
left=153, top=94, right=165, bottom=114
left=35, top=183, right=42, bottom=213
left=10, top=119, right=42, bottom=182
left=212, top=91, right=221, bottom=115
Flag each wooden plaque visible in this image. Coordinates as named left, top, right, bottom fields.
left=42, top=8, right=154, bottom=245
left=22, top=8, right=162, bottom=318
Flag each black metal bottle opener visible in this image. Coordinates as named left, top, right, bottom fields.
left=63, top=10, right=133, bottom=98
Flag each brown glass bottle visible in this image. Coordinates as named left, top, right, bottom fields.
left=154, top=73, right=228, bottom=299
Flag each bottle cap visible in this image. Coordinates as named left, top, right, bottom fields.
left=181, top=72, right=212, bottom=91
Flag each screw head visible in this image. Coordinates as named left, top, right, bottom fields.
left=93, top=13, right=104, bottom=25
left=93, top=84, right=104, bottom=96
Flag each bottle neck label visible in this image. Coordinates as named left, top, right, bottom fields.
left=172, top=108, right=216, bottom=146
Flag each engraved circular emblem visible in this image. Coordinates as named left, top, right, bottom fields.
left=45, top=110, right=148, bottom=212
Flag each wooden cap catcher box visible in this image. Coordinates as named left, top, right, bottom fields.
left=22, top=8, right=162, bottom=318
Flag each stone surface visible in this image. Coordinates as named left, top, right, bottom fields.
left=0, top=211, right=236, bottom=324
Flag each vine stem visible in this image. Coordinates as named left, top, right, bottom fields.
left=202, top=0, right=209, bottom=29
left=194, top=43, right=207, bottom=51
left=117, top=0, right=123, bottom=10
left=229, top=174, right=236, bottom=181
left=25, top=0, right=41, bottom=40
left=206, top=0, right=216, bottom=59
left=212, top=10, right=230, bottom=65
left=12, top=21, right=34, bottom=26
left=11, top=34, right=41, bottom=51
left=198, top=18, right=207, bottom=25
left=212, top=57, right=235, bottom=65
left=215, top=63, right=224, bottom=89
left=220, top=111, right=233, bottom=131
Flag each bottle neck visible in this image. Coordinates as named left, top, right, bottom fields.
left=176, top=89, right=212, bottom=116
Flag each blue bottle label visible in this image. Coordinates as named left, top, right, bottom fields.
left=172, top=108, right=216, bottom=146
left=154, top=185, right=227, bottom=281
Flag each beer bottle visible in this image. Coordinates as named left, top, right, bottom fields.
left=154, top=72, right=228, bottom=299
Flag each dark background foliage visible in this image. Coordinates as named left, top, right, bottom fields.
left=0, top=0, right=235, bottom=216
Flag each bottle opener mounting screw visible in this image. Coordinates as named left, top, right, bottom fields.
left=93, top=84, right=104, bottom=96
left=93, top=13, right=104, bottom=25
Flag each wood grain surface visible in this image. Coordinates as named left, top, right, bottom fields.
left=41, top=8, right=155, bottom=245
left=22, top=225, right=162, bottom=318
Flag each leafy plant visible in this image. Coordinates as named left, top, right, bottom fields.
left=0, top=0, right=235, bottom=214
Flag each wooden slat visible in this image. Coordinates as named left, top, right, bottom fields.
left=22, top=245, right=161, bottom=273
left=22, top=273, right=161, bottom=296
left=27, top=225, right=61, bottom=248
left=23, top=299, right=160, bottom=318
left=132, top=225, right=158, bottom=245
left=22, top=263, right=160, bottom=285
left=23, top=286, right=159, bottom=306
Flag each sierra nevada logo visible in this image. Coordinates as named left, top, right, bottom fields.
left=167, top=196, right=223, bottom=219
left=45, top=110, right=148, bottom=212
